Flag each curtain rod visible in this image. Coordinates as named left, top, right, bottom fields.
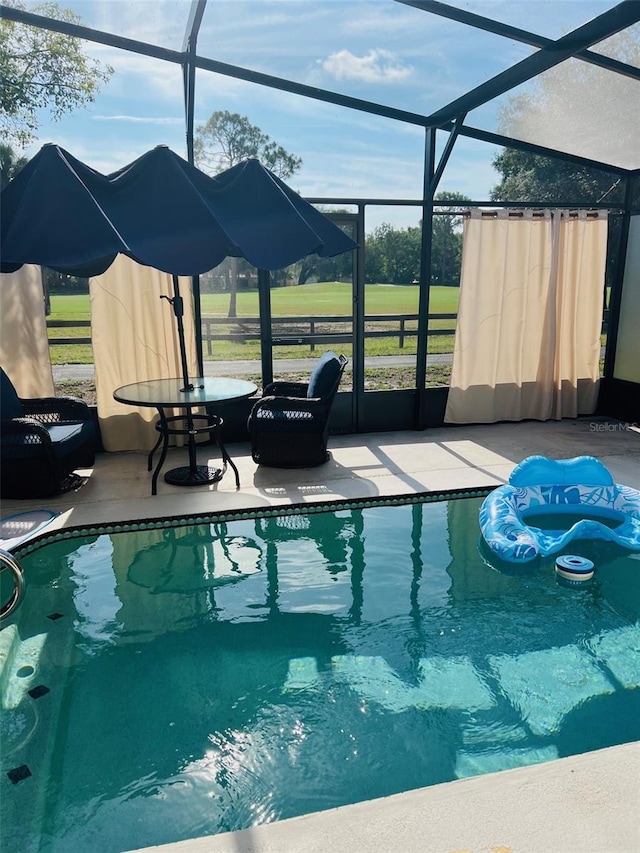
left=460, top=209, right=608, bottom=219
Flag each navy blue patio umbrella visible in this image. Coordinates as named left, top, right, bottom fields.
left=1, top=144, right=357, bottom=388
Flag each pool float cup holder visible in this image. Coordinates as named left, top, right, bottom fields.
left=555, top=555, right=595, bottom=582
left=479, top=456, right=640, bottom=564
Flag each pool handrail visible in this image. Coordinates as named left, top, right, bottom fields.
left=0, top=548, right=25, bottom=619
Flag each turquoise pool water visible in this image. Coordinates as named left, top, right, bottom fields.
left=1, top=495, right=639, bottom=852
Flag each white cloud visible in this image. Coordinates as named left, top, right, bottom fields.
left=321, top=49, right=412, bottom=84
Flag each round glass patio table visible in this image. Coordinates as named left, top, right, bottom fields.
left=113, top=377, right=257, bottom=495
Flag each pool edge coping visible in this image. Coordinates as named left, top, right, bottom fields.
left=12, top=485, right=494, bottom=558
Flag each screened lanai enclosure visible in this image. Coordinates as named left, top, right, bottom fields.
left=1, top=0, right=639, bottom=448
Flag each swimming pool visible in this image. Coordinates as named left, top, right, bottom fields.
left=2, top=492, right=639, bottom=852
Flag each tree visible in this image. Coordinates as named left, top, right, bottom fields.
left=490, top=149, right=623, bottom=204
left=296, top=250, right=353, bottom=286
left=0, top=142, right=28, bottom=189
left=365, top=223, right=421, bottom=284
left=1, top=0, right=113, bottom=148
left=365, top=194, right=469, bottom=288
left=195, top=111, right=302, bottom=316
left=195, top=110, right=302, bottom=179
left=433, top=191, right=470, bottom=286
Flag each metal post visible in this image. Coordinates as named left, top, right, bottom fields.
left=415, top=127, right=436, bottom=426
left=354, top=205, right=366, bottom=431
left=603, top=178, right=634, bottom=379
left=182, top=1, right=206, bottom=377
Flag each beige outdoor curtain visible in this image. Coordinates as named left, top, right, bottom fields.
left=445, top=209, right=608, bottom=424
left=90, top=255, right=198, bottom=451
left=0, top=265, right=55, bottom=397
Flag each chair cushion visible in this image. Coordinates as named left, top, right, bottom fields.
left=307, top=351, right=341, bottom=399
left=46, top=422, right=96, bottom=460
left=1, top=368, right=24, bottom=420
left=255, top=408, right=314, bottom=421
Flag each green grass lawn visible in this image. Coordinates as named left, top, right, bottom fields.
left=199, top=282, right=459, bottom=316
left=50, top=283, right=459, bottom=319
left=48, top=283, right=459, bottom=365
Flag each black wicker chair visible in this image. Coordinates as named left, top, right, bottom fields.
left=1, top=366, right=97, bottom=499
left=248, top=351, right=348, bottom=468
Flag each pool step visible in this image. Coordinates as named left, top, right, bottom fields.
left=330, top=654, right=496, bottom=714
left=455, top=744, right=559, bottom=779
left=0, top=625, right=20, bottom=695
left=455, top=718, right=558, bottom=779
left=588, top=623, right=640, bottom=689
left=488, top=644, right=615, bottom=737
left=0, top=625, right=48, bottom=710
left=284, top=657, right=320, bottom=691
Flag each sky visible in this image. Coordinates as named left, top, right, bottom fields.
left=18, top=0, right=622, bottom=230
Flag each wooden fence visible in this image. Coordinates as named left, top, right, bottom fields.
left=46, top=310, right=609, bottom=352
left=200, top=314, right=457, bottom=354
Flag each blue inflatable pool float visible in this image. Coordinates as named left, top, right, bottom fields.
left=479, top=456, right=640, bottom=563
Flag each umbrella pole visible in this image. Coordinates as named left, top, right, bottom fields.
left=161, top=276, right=200, bottom=392
left=258, top=269, right=273, bottom=387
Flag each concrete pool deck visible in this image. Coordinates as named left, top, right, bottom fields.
left=3, top=416, right=639, bottom=529
left=2, top=416, right=639, bottom=853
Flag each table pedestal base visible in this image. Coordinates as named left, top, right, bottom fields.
left=164, top=463, right=224, bottom=487
left=148, top=413, right=240, bottom=495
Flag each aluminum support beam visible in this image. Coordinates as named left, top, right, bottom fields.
left=424, top=3, right=640, bottom=126
left=181, top=1, right=207, bottom=377
left=603, top=176, right=635, bottom=378
left=416, top=128, right=436, bottom=404
left=397, top=0, right=640, bottom=81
